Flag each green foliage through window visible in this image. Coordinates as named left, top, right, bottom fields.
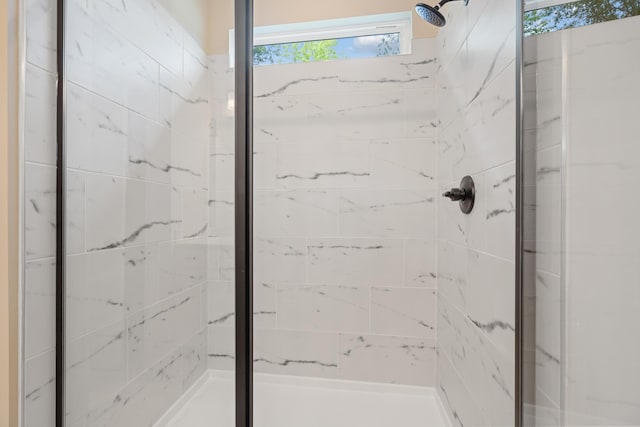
left=525, top=0, right=640, bottom=37
left=253, top=33, right=402, bottom=66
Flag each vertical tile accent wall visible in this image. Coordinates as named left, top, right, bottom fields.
left=208, top=40, right=440, bottom=386
left=435, top=0, right=517, bottom=425
left=23, top=0, right=210, bottom=425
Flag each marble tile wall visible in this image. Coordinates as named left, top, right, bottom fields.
left=207, top=39, right=440, bottom=386
left=435, top=0, right=517, bottom=425
left=23, top=0, right=210, bottom=425
left=523, top=15, right=640, bottom=427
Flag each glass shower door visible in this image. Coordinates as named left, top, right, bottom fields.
left=61, top=0, right=228, bottom=424
left=522, top=2, right=640, bottom=425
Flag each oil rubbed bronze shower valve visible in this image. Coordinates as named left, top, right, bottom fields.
left=443, top=175, right=475, bottom=214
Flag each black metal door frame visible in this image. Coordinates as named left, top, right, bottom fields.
left=234, top=0, right=254, bottom=427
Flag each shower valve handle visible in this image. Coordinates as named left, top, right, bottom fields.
left=443, top=188, right=467, bottom=201
left=443, top=176, right=476, bottom=215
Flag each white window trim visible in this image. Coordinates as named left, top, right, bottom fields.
left=229, top=12, right=413, bottom=67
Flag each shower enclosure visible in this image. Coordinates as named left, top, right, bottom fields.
left=17, top=0, right=640, bottom=426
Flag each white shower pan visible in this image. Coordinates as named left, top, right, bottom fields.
left=155, top=371, right=451, bottom=427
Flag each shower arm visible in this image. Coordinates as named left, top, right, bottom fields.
left=436, top=0, right=469, bottom=8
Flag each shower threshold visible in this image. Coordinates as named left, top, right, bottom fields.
left=155, top=370, right=451, bottom=427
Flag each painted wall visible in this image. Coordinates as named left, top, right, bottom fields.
left=207, top=40, right=440, bottom=386
left=22, top=0, right=210, bottom=425
left=206, top=0, right=439, bottom=54
left=1, top=0, right=19, bottom=424
left=435, top=0, right=517, bottom=425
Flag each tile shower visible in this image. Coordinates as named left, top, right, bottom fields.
left=23, top=0, right=624, bottom=427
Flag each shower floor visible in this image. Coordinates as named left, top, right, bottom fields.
left=156, top=371, right=451, bottom=427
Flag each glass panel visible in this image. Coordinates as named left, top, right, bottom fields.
left=253, top=5, right=442, bottom=427
left=61, top=0, right=234, bottom=425
left=522, top=7, right=640, bottom=426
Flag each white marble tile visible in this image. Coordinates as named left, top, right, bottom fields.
left=405, top=89, right=438, bottom=139
left=339, top=189, right=436, bottom=238
left=182, top=329, right=207, bottom=390
left=465, top=249, right=515, bottom=359
left=437, top=240, right=468, bottom=311
left=24, top=258, right=56, bottom=358
left=182, top=188, right=208, bottom=239
left=25, top=64, right=56, bottom=165
left=338, top=334, right=436, bottom=386
left=253, top=142, right=277, bottom=189
left=67, top=1, right=161, bottom=121
left=207, top=281, right=234, bottom=328
left=371, top=287, right=436, bottom=338
left=26, top=0, right=57, bottom=72
left=307, top=238, right=404, bottom=286
left=207, top=190, right=234, bottom=238
left=465, top=0, right=516, bottom=107
left=166, top=70, right=210, bottom=189
left=253, top=237, right=307, bottom=285
left=437, top=296, right=515, bottom=426
left=370, top=139, right=437, bottom=189
left=207, top=325, right=235, bottom=370
left=66, top=171, right=86, bottom=255
left=534, top=271, right=561, bottom=407
left=254, top=329, right=338, bottom=378
left=91, top=0, right=184, bottom=75
left=88, top=349, right=183, bottom=427
left=437, top=352, right=488, bottom=427
left=157, top=239, right=207, bottom=298
left=67, top=83, right=129, bottom=176
left=485, top=162, right=517, bottom=261
left=278, top=285, right=369, bottom=333
left=306, top=91, right=406, bottom=142
left=84, top=173, right=126, bottom=252
left=254, top=96, right=308, bottom=144
left=209, top=142, right=234, bottom=194
left=254, top=282, right=278, bottom=329
left=66, top=249, right=126, bottom=341
left=127, top=286, right=201, bottom=380
left=276, top=142, right=370, bottom=189
left=404, top=239, right=437, bottom=288
left=66, top=321, right=128, bottom=423
left=123, top=244, right=159, bottom=313
left=25, top=163, right=56, bottom=260
left=254, top=190, right=340, bottom=237
left=127, top=111, right=172, bottom=183
left=24, top=350, right=55, bottom=427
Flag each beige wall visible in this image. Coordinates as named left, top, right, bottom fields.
left=0, top=0, right=19, bottom=425
left=216, top=0, right=437, bottom=54
left=161, top=0, right=437, bottom=55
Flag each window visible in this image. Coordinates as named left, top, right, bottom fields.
left=229, top=12, right=412, bottom=67
left=524, top=0, right=640, bottom=36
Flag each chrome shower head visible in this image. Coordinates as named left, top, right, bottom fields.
left=415, top=3, right=446, bottom=27
left=415, top=0, right=469, bottom=27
